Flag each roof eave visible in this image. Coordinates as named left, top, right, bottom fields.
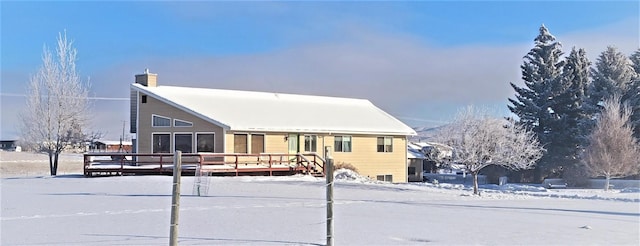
left=131, top=84, right=232, bottom=130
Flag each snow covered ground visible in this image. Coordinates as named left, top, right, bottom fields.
left=1, top=169, right=639, bottom=245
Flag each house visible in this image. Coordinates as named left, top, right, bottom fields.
left=0, top=140, right=20, bottom=151
left=129, top=70, right=416, bottom=182
left=407, top=142, right=428, bottom=182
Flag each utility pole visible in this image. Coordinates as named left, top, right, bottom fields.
left=325, top=146, right=334, bottom=246
left=169, top=151, right=182, bottom=246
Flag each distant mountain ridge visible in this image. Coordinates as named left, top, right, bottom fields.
left=410, top=125, right=447, bottom=142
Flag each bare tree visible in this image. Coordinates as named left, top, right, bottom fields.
left=20, top=31, right=91, bottom=176
left=582, top=95, right=640, bottom=190
left=437, top=106, right=545, bottom=195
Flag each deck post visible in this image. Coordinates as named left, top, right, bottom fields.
left=325, top=146, right=334, bottom=246
left=169, top=151, right=182, bottom=246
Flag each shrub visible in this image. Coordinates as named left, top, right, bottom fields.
left=334, top=162, right=358, bottom=173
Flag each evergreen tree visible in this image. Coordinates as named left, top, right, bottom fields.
left=587, top=46, right=639, bottom=140
left=630, top=49, right=640, bottom=74
left=628, top=49, right=640, bottom=139
left=508, top=24, right=565, bottom=181
left=554, top=48, right=592, bottom=184
left=555, top=48, right=591, bottom=155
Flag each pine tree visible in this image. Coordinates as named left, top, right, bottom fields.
left=554, top=48, right=592, bottom=184
left=630, top=49, right=640, bottom=74
left=627, top=49, right=640, bottom=140
left=587, top=46, right=639, bottom=140
left=555, top=48, right=591, bottom=153
left=508, top=24, right=565, bottom=181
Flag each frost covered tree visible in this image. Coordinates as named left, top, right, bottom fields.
left=437, top=107, right=545, bottom=195
left=20, top=31, right=92, bottom=176
left=508, top=24, right=565, bottom=180
left=587, top=46, right=636, bottom=112
left=550, top=47, right=592, bottom=182
left=626, top=49, right=640, bottom=140
left=630, top=49, right=640, bottom=74
left=582, top=95, right=640, bottom=190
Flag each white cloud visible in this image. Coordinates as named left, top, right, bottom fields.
left=2, top=17, right=637, bottom=139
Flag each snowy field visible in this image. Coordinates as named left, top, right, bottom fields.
left=1, top=152, right=639, bottom=245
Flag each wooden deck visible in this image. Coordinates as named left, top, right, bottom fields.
left=83, top=152, right=325, bottom=177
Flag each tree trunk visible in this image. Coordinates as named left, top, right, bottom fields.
left=52, top=152, right=59, bottom=176
left=604, top=174, right=610, bottom=191
left=472, top=172, right=480, bottom=195
left=48, top=152, right=55, bottom=176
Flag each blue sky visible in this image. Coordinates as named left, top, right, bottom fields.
left=1, top=1, right=639, bottom=139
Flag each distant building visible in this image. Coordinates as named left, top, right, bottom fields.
left=0, top=140, right=19, bottom=151
left=90, top=140, right=133, bottom=152
left=129, top=70, right=416, bottom=182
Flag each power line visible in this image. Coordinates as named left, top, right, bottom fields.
left=0, top=93, right=128, bottom=101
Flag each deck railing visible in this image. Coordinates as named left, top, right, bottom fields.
left=83, top=152, right=325, bottom=177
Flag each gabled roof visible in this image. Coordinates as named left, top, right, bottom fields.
left=132, top=83, right=416, bottom=135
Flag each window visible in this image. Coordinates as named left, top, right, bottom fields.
left=408, top=167, right=416, bottom=175
left=152, top=133, right=170, bottom=153
left=175, top=133, right=193, bottom=153
left=196, top=133, right=215, bottom=152
left=174, top=119, right=193, bottom=127
left=251, top=134, right=265, bottom=154
left=376, top=175, right=393, bottom=182
left=334, top=136, right=352, bottom=152
left=234, top=134, right=248, bottom=153
left=152, top=115, right=171, bottom=127
left=141, top=95, right=147, bottom=103
left=304, top=135, right=317, bottom=152
left=377, top=137, right=393, bottom=152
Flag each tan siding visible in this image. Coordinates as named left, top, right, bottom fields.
left=265, top=133, right=288, bottom=153
left=331, top=135, right=407, bottom=183
left=137, top=94, right=225, bottom=153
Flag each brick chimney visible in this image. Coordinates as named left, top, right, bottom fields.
left=135, top=68, right=157, bottom=87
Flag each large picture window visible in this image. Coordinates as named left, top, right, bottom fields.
left=175, top=133, right=193, bottom=153
left=304, top=135, right=317, bottom=152
left=377, top=137, right=393, bottom=152
left=234, top=134, right=248, bottom=153
left=152, top=133, right=170, bottom=153
left=251, top=134, right=265, bottom=154
left=196, top=133, right=215, bottom=152
left=152, top=115, right=171, bottom=127
left=334, top=136, right=352, bottom=152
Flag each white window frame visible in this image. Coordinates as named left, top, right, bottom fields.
left=196, top=132, right=215, bottom=153
left=174, top=119, right=193, bottom=127
left=376, top=174, right=393, bottom=182
left=152, top=114, right=171, bottom=127
left=334, top=135, right=352, bottom=153
left=174, top=132, right=194, bottom=153
left=304, top=135, right=318, bottom=152
left=151, top=132, right=171, bottom=153
left=377, top=136, right=393, bottom=153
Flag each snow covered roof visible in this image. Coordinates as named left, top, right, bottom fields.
left=132, top=84, right=416, bottom=135
left=407, top=149, right=427, bottom=159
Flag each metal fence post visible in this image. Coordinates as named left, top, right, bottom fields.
left=170, top=151, right=182, bottom=246
left=325, top=146, right=334, bottom=246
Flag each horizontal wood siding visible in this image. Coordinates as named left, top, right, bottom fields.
left=224, top=132, right=408, bottom=182
left=137, top=94, right=225, bottom=153
left=330, top=135, right=407, bottom=183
